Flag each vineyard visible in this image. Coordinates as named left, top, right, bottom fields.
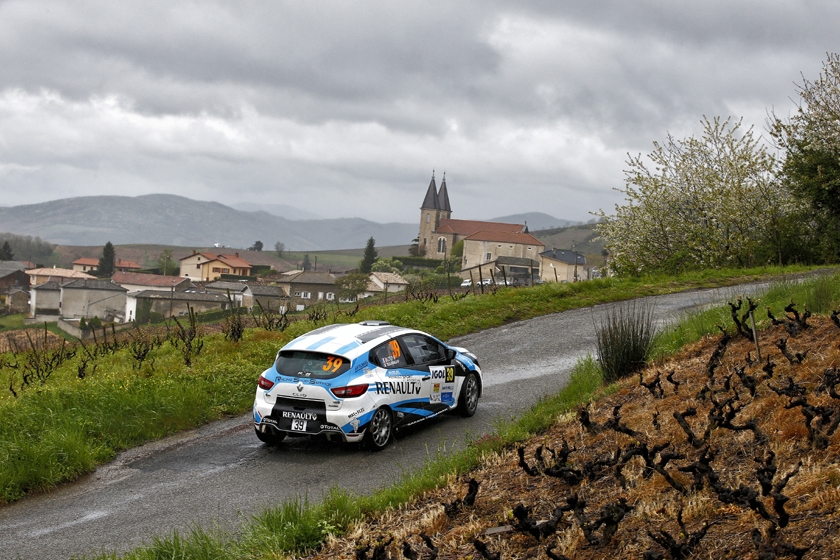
left=310, top=307, right=840, bottom=559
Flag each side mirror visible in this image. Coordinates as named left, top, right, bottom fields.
left=448, top=348, right=457, bottom=361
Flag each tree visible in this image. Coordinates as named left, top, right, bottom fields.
left=770, top=53, right=840, bottom=259
left=360, top=237, right=378, bottom=274
left=248, top=240, right=263, bottom=252
left=0, top=241, right=13, bottom=260
left=274, top=241, right=285, bottom=258
left=595, top=117, right=800, bottom=274
left=450, top=239, right=464, bottom=259
left=157, top=249, right=177, bottom=275
left=301, top=254, right=312, bottom=271
left=371, top=258, right=403, bottom=273
left=98, top=241, right=116, bottom=277
left=335, top=273, right=370, bottom=301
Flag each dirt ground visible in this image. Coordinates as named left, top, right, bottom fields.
left=307, top=315, right=840, bottom=560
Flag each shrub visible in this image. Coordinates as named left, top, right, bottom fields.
left=595, top=300, right=657, bottom=383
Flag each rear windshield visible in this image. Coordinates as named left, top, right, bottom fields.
left=275, top=350, right=352, bottom=379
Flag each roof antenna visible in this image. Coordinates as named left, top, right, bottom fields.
left=432, top=169, right=435, bottom=179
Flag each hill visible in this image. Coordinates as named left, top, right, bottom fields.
left=0, top=194, right=416, bottom=251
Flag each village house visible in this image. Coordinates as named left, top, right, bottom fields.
left=538, top=248, right=591, bottom=283
left=460, top=230, right=545, bottom=283
left=0, top=268, right=29, bottom=294
left=29, top=281, right=61, bottom=319
left=178, top=251, right=252, bottom=282
left=5, top=288, right=29, bottom=314
left=362, top=272, right=409, bottom=299
left=58, top=279, right=128, bottom=322
left=125, top=290, right=229, bottom=323
left=275, top=271, right=335, bottom=311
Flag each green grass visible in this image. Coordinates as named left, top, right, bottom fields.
left=0, top=313, right=26, bottom=330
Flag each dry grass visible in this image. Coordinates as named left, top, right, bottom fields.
left=305, top=317, right=840, bottom=559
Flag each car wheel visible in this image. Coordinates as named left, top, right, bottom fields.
left=458, top=372, right=479, bottom=417
left=255, top=426, right=286, bottom=445
left=364, top=407, right=393, bottom=451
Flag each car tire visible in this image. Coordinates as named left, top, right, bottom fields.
left=255, top=426, right=286, bottom=445
left=364, top=407, right=393, bottom=451
left=458, top=372, right=480, bottom=417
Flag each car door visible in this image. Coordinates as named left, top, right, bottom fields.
left=397, top=333, right=458, bottom=412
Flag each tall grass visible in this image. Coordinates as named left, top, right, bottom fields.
left=595, top=300, right=658, bottom=383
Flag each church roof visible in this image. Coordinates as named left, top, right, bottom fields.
left=435, top=219, right=524, bottom=236
left=463, top=230, right=545, bottom=246
left=421, top=174, right=439, bottom=210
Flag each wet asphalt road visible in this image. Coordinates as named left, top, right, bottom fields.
left=0, top=283, right=769, bottom=560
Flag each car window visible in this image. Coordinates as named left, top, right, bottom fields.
left=372, top=339, right=409, bottom=368
left=275, top=350, right=352, bottom=379
left=400, top=333, right=447, bottom=365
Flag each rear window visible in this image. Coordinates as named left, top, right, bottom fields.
left=275, top=351, right=351, bottom=379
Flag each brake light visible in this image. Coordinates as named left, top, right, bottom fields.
left=331, top=384, right=368, bottom=398
left=258, top=375, right=274, bottom=390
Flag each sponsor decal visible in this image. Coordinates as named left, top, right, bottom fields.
left=350, top=418, right=361, bottom=432
left=292, top=392, right=307, bottom=397
left=442, top=383, right=455, bottom=392
left=442, top=391, right=454, bottom=405
left=382, top=355, right=400, bottom=367
left=348, top=407, right=365, bottom=418
left=282, top=411, right=318, bottom=421
left=430, top=365, right=456, bottom=383
left=296, top=371, right=312, bottom=377
left=307, top=379, right=331, bottom=386
left=320, top=424, right=341, bottom=432
left=261, top=417, right=278, bottom=426
left=396, top=411, right=405, bottom=418
left=430, top=383, right=442, bottom=403
left=374, top=381, right=422, bottom=395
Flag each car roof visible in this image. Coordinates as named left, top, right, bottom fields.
left=280, top=321, right=418, bottom=359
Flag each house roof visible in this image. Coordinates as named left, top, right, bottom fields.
left=33, top=281, right=61, bottom=291
left=540, top=248, right=587, bottom=265
left=115, top=259, right=142, bottom=269
left=281, top=271, right=336, bottom=285
left=463, top=231, right=545, bottom=245
left=26, top=268, right=96, bottom=280
left=249, top=284, right=285, bottom=297
left=205, top=280, right=249, bottom=292
left=131, top=290, right=228, bottom=302
left=72, top=257, right=100, bottom=266
left=371, top=272, right=408, bottom=285
left=215, top=254, right=251, bottom=269
left=435, top=219, right=524, bottom=236
left=0, top=260, right=35, bottom=271
left=112, top=271, right=191, bottom=288
left=62, top=279, right=128, bottom=292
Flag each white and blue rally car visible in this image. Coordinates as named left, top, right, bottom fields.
left=253, top=320, right=482, bottom=450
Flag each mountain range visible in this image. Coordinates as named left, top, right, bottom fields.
left=0, top=195, right=577, bottom=250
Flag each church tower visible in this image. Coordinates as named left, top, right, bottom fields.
left=418, top=171, right=452, bottom=256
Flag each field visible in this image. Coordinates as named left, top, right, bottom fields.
left=308, top=315, right=840, bottom=559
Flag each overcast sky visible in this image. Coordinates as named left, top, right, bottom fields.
left=0, top=1, right=836, bottom=224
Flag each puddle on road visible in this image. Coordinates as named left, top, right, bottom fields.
left=482, top=351, right=588, bottom=387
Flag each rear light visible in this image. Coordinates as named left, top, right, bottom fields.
left=258, top=375, right=275, bottom=390
left=331, top=384, right=368, bottom=398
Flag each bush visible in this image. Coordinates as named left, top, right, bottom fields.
left=595, top=300, right=657, bottom=383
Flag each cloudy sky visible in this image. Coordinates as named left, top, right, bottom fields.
left=0, top=1, right=836, bottom=224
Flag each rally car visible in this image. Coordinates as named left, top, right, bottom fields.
left=253, top=320, right=482, bottom=450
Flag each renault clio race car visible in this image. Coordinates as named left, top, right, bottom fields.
left=253, top=321, right=482, bottom=450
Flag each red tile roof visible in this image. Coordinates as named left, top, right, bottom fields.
left=72, top=257, right=100, bottom=266
left=435, top=219, right=524, bottom=236
left=463, top=231, right=545, bottom=245
left=112, top=271, right=191, bottom=288
left=115, top=259, right=142, bottom=269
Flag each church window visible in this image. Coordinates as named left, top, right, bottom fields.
left=426, top=213, right=430, bottom=223
left=486, top=252, right=491, bottom=261
left=437, top=238, right=446, bottom=254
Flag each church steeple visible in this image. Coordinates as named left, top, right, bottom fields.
left=421, top=171, right=439, bottom=210
left=437, top=171, right=451, bottom=212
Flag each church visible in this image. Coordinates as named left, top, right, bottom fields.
left=417, top=172, right=545, bottom=279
